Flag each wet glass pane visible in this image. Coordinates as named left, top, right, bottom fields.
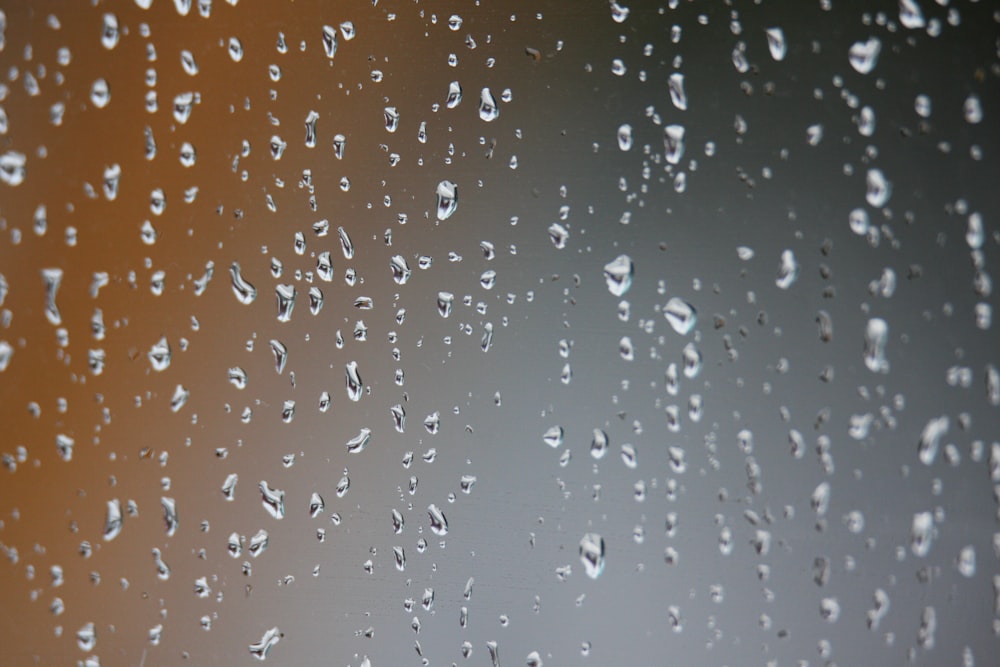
left=0, top=1, right=998, bottom=665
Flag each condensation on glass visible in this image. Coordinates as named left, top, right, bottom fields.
left=0, top=1, right=997, bottom=665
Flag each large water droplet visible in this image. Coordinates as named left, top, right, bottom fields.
left=848, top=37, right=881, bottom=74
left=436, top=180, right=458, bottom=220
left=664, top=298, right=696, bottom=335
left=229, top=262, right=257, bottom=304
left=428, top=503, right=449, bottom=536
left=248, top=627, right=281, bottom=661
left=579, top=533, right=605, bottom=579
left=478, top=87, right=499, bottom=122
left=321, top=25, right=338, bottom=58
left=765, top=27, right=786, bottom=61
left=603, top=255, right=634, bottom=296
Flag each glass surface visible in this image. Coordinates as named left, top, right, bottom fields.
left=0, top=1, right=998, bottom=665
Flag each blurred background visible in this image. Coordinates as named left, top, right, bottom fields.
left=0, top=0, right=998, bottom=665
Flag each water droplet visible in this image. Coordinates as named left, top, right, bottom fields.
left=617, top=123, right=633, bottom=151
left=865, top=168, right=891, bottom=207
left=90, top=78, right=111, bottom=108
left=0, top=151, right=26, bottom=186
left=161, top=496, right=178, bottom=536
left=222, top=473, right=238, bottom=500
left=479, top=87, right=499, bottom=122
left=248, top=626, right=281, bottom=661
left=390, top=255, right=411, bottom=284
left=148, top=337, right=171, bottom=371
left=663, top=124, right=686, bottom=165
left=775, top=249, right=799, bottom=289
left=603, top=255, right=634, bottom=296
left=863, top=317, right=889, bottom=373
left=848, top=37, right=881, bottom=74
left=579, top=533, right=605, bottom=579
left=259, top=481, right=285, bottom=519
left=101, top=13, right=120, bottom=50
left=77, top=622, right=96, bottom=651
left=103, top=499, right=122, bottom=541
left=446, top=81, right=463, bottom=108
left=911, top=510, right=934, bottom=557
left=226, top=36, right=244, bottom=61
left=958, top=545, right=976, bottom=577
left=917, top=416, right=948, bottom=466
left=437, top=291, right=455, bottom=317
left=428, top=503, right=449, bottom=535
left=548, top=222, right=569, bottom=248
left=819, top=597, right=841, bottom=622
left=963, top=94, right=983, bottom=124
left=610, top=1, right=630, bottom=23
left=345, top=361, right=363, bottom=401
left=347, top=428, right=371, bottom=454
left=590, top=429, right=608, bottom=459
left=248, top=529, right=270, bottom=557
left=275, top=284, right=296, bottom=322
left=41, top=268, right=63, bottom=325
left=321, top=25, right=338, bottom=58
left=229, top=262, right=257, bottom=304
left=664, top=298, right=696, bottom=335
left=765, top=27, right=786, bottom=61
left=270, top=339, right=288, bottom=374
left=668, top=73, right=688, bottom=110
left=332, top=134, right=346, bottom=159
left=899, top=0, right=926, bottom=29
left=436, top=180, right=458, bottom=220
left=384, top=106, right=399, bottom=132
left=620, top=443, right=638, bottom=468
left=543, top=425, right=564, bottom=448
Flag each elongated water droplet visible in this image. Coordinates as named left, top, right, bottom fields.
left=436, top=180, right=458, bottom=220
left=259, top=481, right=285, bottom=519
left=775, top=249, right=799, bottom=289
left=479, top=87, right=499, bottom=122
left=668, top=73, right=688, bottom=110
left=917, top=416, right=948, bottom=466
left=222, top=473, right=238, bottom=500
left=663, top=124, right=685, bottom=164
left=428, top=503, right=449, bottom=536
left=899, top=0, right=925, bottom=29
left=437, top=291, right=455, bottom=318
left=269, top=339, right=288, bottom=374
left=321, top=25, right=338, bottom=58
left=103, top=499, right=123, bottom=541
left=41, top=268, right=63, bottom=325
left=345, top=361, right=363, bottom=401
left=865, top=168, right=891, bottom=207
left=248, top=627, right=281, bottom=661
left=446, top=81, right=463, bottom=108
left=579, top=533, right=605, bottom=579
left=229, top=262, right=257, bottom=304
left=347, top=428, right=371, bottom=453
left=863, top=317, right=889, bottom=373
left=275, top=284, right=296, bottom=322
left=390, top=255, right=411, bottom=284
left=617, top=123, right=633, bottom=151
left=911, top=511, right=934, bottom=557
left=765, top=27, right=786, bottom=61
left=161, top=496, right=178, bottom=536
